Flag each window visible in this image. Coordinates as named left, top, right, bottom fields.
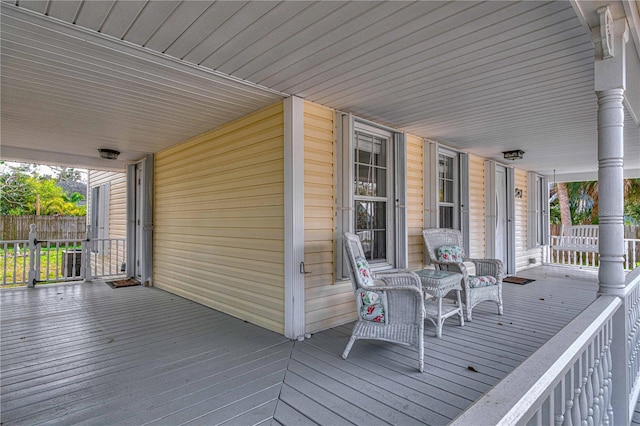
left=90, top=182, right=110, bottom=253
left=438, top=152, right=459, bottom=229
left=354, top=130, right=392, bottom=263
left=425, top=144, right=469, bottom=253
left=527, top=172, right=549, bottom=247
left=336, top=114, right=406, bottom=278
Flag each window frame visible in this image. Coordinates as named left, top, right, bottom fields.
left=335, top=113, right=407, bottom=279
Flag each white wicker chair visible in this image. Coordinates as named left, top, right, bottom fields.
left=422, top=228, right=504, bottom=321
left=342, top=232, right=425, bottom=372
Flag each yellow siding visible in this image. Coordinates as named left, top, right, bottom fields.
left=407, top=134, right=424, bottom=269
left=303, top=100, right=356, bottom=333
left=154, top=102, right=286, bottom=334
left=88, top=170, right=127, bottom=239
left=468, top=154, right=486, bottom=258
left=514, top=168, right=543, bottom=271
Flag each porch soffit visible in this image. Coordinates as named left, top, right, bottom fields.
left=0, top=1, right=638, bottom=176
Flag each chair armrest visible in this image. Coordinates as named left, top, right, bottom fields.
left=374, top=271, right=422, bottom=288
left=358, top=283, right=424, bottom=323
left=468, top=258, right=504, bottom=278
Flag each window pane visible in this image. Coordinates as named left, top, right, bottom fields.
left=355, top=201, right=387, bottom=261
left=440, top=206, right=454, bottom=229
left=355, top=132, right=387, bottom=197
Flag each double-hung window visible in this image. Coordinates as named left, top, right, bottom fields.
left=354, top=129, right=392, bottom=263
left=336, top=114, right=407, bottom=278
left=438, top=151, right=459, bottom=230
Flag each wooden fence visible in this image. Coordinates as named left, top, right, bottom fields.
left=0, top=215, right=86, bottom=240
left=551, top=223, right=640, bottom=239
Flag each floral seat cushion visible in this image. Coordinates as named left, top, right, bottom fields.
left=354, top=256, right=385, bottom=323
left=468, top=275, right=497, bottom=288
left=436, top=245, right=464, bottom=263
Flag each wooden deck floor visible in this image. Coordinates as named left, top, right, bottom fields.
left=1, top=266, right=601, bottom=425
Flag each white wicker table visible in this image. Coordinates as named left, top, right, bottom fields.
left=414, top=269, right=465, bottom=337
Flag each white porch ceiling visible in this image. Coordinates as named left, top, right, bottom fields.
left=1, top=1, right=639, bottom=177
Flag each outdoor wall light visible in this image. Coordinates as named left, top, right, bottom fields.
left=98, top=148, right=120, bottom=160
left=503, top=149, right=524, bottom=161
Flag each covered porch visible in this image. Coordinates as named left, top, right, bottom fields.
left=2, top=1, right=640, bottom=424
left=0, top=265, right=610, bottom=424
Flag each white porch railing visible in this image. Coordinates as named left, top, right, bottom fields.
left=550, top=235, right=640, bottom=271
left=0, top=224, right=126, bottom=287
left=452, top=267, right=640, bottom=426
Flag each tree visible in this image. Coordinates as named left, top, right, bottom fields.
left=550, top=178, right=640, bottom=226
left=0, top=163, right=38, bottom=215
left=556, top=182, right=572, bottom=227
left=0, top=162, right=86, bottom=216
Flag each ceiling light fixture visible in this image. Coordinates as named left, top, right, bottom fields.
left=98, top=148, right=120, bottom=160
left=503, top=149, right=524, bottom=161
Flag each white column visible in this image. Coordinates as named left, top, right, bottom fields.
left=284, top=96, right=306, bottom=340
left=597, top=88, right=626, bottom=291
left=593, top=10, right=632, bottom=425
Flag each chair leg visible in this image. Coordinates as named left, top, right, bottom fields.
left=342, top=336, right=357, bottom=360
left=497, top=300, right=504, bottom=315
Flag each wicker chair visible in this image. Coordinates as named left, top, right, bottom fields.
left=422, top=228, right=503, bottom=321
left=342, top=232, right=425, bottom=372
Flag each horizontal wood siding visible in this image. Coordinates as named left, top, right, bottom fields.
left=515, top=168, right=543, bottom=271
left=88, top=170, right=126, bottom=239
left=154, top=103, right=285, bottom=334
left=303, top=101, right=355, bottom=334
left=468, top=154, right=486, bottom=258
left=407, top=134, right=424, bottom=269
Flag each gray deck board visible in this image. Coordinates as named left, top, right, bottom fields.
left=1, top=265, right=628, bottom=426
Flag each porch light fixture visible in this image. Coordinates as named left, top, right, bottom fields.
left=503, top=149, right=524, bottom=161
left=98, top=148, right=120, bottom=160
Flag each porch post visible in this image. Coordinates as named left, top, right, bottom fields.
left=596, top=88, right=626, bottom=291
left=27, top=224, right=37, bottom=288
left=594, top=9, right=631, bottom=425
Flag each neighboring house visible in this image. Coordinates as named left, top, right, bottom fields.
left=150, top=99, right=550, bottom=337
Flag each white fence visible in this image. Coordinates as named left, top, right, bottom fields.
left=0, top=224, right=126, bottom=287
left=452, top=268, right=640, bottom=426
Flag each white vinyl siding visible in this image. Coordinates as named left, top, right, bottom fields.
left=407, top=134, right=424, bottom=270
left=153, top=102, right=285, bottom=334
left=88, top=170, right=126, bottom=239
left=468, top=154, right=486, bottom=259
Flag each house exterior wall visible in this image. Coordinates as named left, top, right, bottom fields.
left=407, top=134, right=425, bottom=270
left=303, top=101, right=356, bottom=333
left=153, top=102, right=286, bottom=334
left=468, top=154, right=486, bottom=259
left=87, top=170, right=126, bottom=239
left=515, top=168, right=544, bottom=270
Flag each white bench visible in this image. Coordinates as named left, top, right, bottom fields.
left=556, top=225, right=599, bottom=253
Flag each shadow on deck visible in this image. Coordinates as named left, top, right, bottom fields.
left=0, top=266, right=599, bottom=425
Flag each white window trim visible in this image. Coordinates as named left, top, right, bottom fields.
left=335, top=113, right=407, bottom=279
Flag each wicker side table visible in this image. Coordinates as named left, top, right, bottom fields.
left=414, top=269, right=465, bottom=337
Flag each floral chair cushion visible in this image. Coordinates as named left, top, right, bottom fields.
left=354, top=256, right=375, bottom=287
left=436, top=245, right=464, bottom=263
left=359, top=290, right=385, bottom=323
left=468, top=275, right=497, bottom=288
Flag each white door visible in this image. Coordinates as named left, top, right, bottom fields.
left=495, top=165, right=508, bottom=266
